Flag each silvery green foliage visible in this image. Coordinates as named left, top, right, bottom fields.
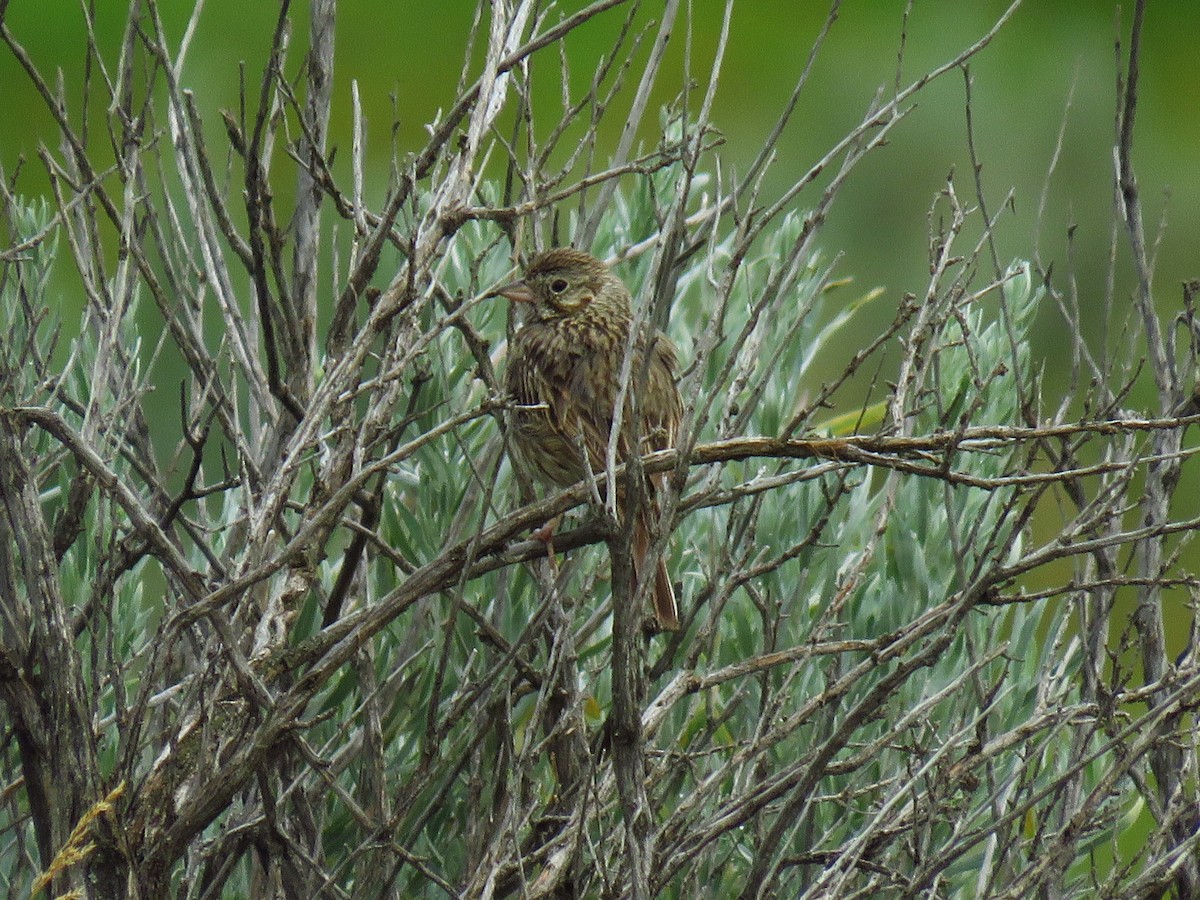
left=3, top=3, right=1194, bottom=895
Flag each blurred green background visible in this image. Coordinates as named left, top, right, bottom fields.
left=3, top=3, right=1196, bottom=874
left=2, top=0, right=1197, bottom=855
left=4, top=1, right=1197, bottom=353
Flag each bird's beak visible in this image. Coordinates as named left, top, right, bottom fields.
left=487, top=279, right=535, bottom=303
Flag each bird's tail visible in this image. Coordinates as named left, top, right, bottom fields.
left=653, top=556, right=679, bottom=631
left=633, top=515, right=679, bottom=632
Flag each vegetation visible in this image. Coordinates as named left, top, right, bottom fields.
left=2, top=1, right=1198, bottom=896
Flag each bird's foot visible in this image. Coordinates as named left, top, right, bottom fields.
left=532, top=516, right=562, bottom=572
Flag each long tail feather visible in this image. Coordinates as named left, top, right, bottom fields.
left=633, top=516, right=679, bottom=632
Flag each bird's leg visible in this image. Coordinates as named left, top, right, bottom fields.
left=532, top=514, right=563, bottom=573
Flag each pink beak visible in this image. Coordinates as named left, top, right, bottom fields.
left=488, top=280, right=535, bottom=303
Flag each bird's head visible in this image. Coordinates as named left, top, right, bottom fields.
left=489, top=248, right=629, bottom=321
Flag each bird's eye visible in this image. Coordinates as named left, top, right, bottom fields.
left=550, top=278, right=569, bottom=294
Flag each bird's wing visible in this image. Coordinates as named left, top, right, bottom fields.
left=568, top=344, right=623, bottom=475
left=507, top=328, right=589, bottom=485
left=644, top=331, right=683, bottom=453
left=569, top=330, right=682, bottom=470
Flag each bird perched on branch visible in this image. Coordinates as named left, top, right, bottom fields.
left=490, top=248, right=683, bottom=632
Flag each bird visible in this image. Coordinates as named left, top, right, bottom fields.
left=490, top=248, right=683, bottom=632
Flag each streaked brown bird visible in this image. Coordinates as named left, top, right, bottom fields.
left=491, top=248, right=683, bottom=631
